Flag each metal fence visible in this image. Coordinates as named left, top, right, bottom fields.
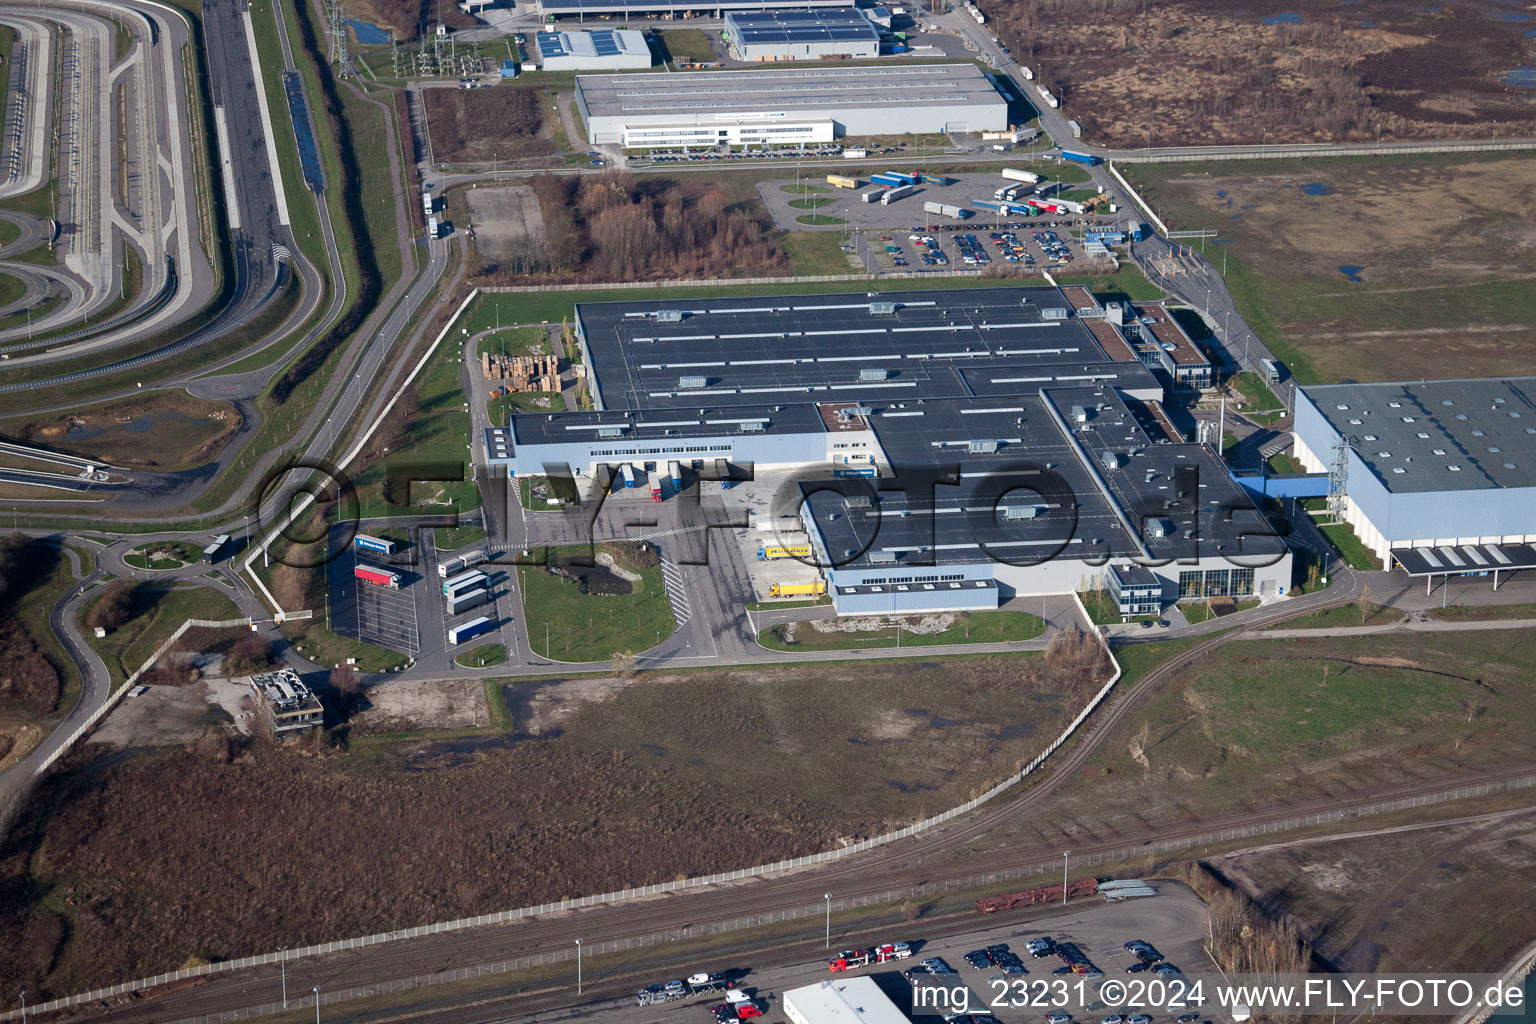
left=151, top=773, right=1536, bottom=1024
left=0, top=599, right=1117, bottom=1020
left=32, top=617, right=253, bottom=777
left=1113, top=140, right=1536, bottom=164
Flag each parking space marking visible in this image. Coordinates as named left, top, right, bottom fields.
left=352, top=551, right=422, bottom=655
left=658, top=551, right=691, bottom=626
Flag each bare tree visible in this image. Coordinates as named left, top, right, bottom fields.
left=87, top=579, right=135, bottom=631
left=330, top=665, right=362, bottom=715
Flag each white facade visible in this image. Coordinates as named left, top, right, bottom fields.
left=536, top=28, right=652, bottom=70
left=621, top=118, right=834, bottom=149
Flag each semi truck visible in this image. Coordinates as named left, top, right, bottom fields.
left=201, top=534, right=231, bottom=563
left=1060, top=150, right=1102, bottom=165
left=870, top=171, right=915, bottom=187
left=826, top=174, right=859, bottom=189
left=715, top=458, right=736, bottom=489
left=1035, top=84, right=1059, bottom=108
left=769, top=581, right=826, bottom=598
left=1001, top=168, right=1041, bottom=184
left=827, top=943, right=912, bottom=972
left=923, top=201, right=971, bottom=219
left=758, top=543, right=812, bottom=560
left=917, top=172, right=953, bottom=186
left=445, top=586, right=491, bottom=617
left=438, top=549, right=489, bottom=579
left=355, top=566, right=401, bottom=589
left=448, top=616, right=495, bottom=646
left=842, top=147, right=867, bottom=159
left=669, top=460, right=683, bottom=490
left=442, top=569, right=488, bottom=597
left=620, top=463, right=636, bottom=489
left=355, top=533, right=396, bottom=555
left=861, top=190, right=881, bottom=203
left=650, top=478, right=662, bottom=502
left=880, top=184, right=916, bottom=204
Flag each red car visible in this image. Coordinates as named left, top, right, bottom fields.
left=736, top=1004, right=764, bottom=1020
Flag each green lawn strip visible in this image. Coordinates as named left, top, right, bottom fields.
left=1427, top=603, right=1536, bottom=622
left=516, top=545, right=674, bottom=662
left=1228, top=370, right=1286, bottom=424
left=123, top=540, right=204, bottom=570
left=758, top=610, right=1043, bottom=651
left=1078, top=589, right=1159, bottom=625
left=1053, top=264, right=1162, bottom=301
left=1269, top=602, right=1404, bottom=630
left=488, top=390, right=564, bottom=424
left=1318, top=522, right=1383, bottom=572
left=81, top=584, right=244, bottom=684
left=1267, top=452, right=1302, bottom=475
left=795, top=214, right=846, bottom=226
left=1180, top=599, right=1260, bottom=625
left=779, top=232, right=859, bottom=276
left=787, top=196, right=835, bottom=210
left=454, top=643, right=506, bottom=669
left=745, top=596, right=830, bottom=611
left=434, top=525, right=487, bottom=550
left=0, top=270, right=26, bottom=307
left=339, top=86, right=405, bottom=286
left=353, top=333, right=479, bottom=519
left=474, top=326, right=551, bottom=359
left=0, top=24, right=13, bottom=113
left=657, top=27, right=713, bottom=62
left=288, top=623, right=409, bottom=672
left=483, top=677, right=512, bottom=729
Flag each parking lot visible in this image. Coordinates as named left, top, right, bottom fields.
left=348, top=551, right=422, bottom=655
left=853, top=224, right=1105, bottom=276
left=496, top=885, right=1227, bottom=1024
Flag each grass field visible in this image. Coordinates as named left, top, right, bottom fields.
left=454, top=643, right=506, bottom=669
left=1275, top=601, right=1405, bottom=630
left=80, top=584, right=244, bottom=684
left=0, top=651, right=1103, bottom=994
left=123, top=541, right=204, bottom=571
left=0, top=393, right=243, bottom=472
left=987, top=627, right=1536, bottom=859
left=488, top=390, right=564, bottom=424
left=796, top=214, right=846, bottom=226
left=517, top=544, right=674, bottom=661
left=0, top=542, right=82, bottom=772
left=1123, top=155, right=1536, bottom=384
left=434, top=525, right=487, bottom=550
left=475, top=326, right=551, bottom=360
left=657, top=27, right=713, bottom=62
left=759, top=610, right=1045, bottom=651
left=1318, top=521, right=1383, bottom=571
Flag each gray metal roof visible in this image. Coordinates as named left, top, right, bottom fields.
left=576, top=286, right=1158, bottom=411
left=536, top=28, right=648, bottom=60
left=574, top=63, right=1002, bottom=120
left=1301, top=377, right=1536, bottom=493
left=724, top=9, right=879, bottom=46
left=493, top=401, right=830, bottom=449
left=543, top=0, right=851, bottom=10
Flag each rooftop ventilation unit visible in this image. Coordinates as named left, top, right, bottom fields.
left=678, top=375, right=707, bottom=389
left=1042, top=307, right=1069, bottom=321
left=1078, top=306, right=1105, bottom=319
left=846, top=495, right=873, bottom=509
left=869, top=301, right=899, bottom=315
left=1071, top=404, right=1090, bottom=424
left=741, top=420, right=766, bottom=432
left=851, top=404, right=873, bottom=416
left=598, top=426, right=625, bottom=438
left=654, top=309, right=684, bottom=322
left=868, top=551, right=898, bottom=564
left=968, top=439, right=999, bottom=454
left=1003, top=504, right=1042, bottom=519
left=1101, top=451, right=1122, bottom=470
left=859, top=368, right=890, bottom=381
left=1148, top=518, right=1174, bottom=539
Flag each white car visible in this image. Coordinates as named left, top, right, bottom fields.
left=689, top=973, right=713, bottom=986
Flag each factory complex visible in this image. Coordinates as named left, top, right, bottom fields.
left=535, top=28, right=652, bottom=70
left=485, top=285, right=1290, bottom=616
left=1294, top=377, right=1536, bottom=584
left=537, top=0, right=853, bottom=20
left=574, top=63, right=1008, bottom=148
left=723, top=9, right=881, bottom=61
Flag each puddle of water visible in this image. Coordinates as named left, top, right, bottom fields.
left=993, top=722, right=1035, bottom=741
left=1504, top=67, right=1536, bottom=87
left=1215, top=189, right=1228, bottom=199
left=345, top=18, right=391, bottom=44
left=1240, top=203, right=1257, bottom=209
left=1262, top=11, right=1303, bottom=23
left=1300, top=182, right=1331, bottom=195
left=1338, top=265, right=1365, bottom=282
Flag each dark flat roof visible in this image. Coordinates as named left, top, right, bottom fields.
left=725, top=8, right=879, bottom=45
left=576, top=286, right=1161, bottom=411
left=496, top=401, right=830, bottom=449
left=1390, top=542, right=1536, bottom=576
left=543, top=0, right=852, bottom=10
left=1302, top=377, right=1536, bottom=493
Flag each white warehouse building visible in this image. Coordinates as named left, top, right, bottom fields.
left=574, top=63, right=1007, bottom=148
left=535, top=28, right=652, bottom=70
left=784, top=978, right=910, bottom=1024
left=723, top=9, right=880, bottom=61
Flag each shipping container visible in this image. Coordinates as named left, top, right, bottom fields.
left=917, top=172, right=953, bottom=186
left=861, top=190, right=881, bottom=203
left=669, top=461, right=684, bottom=489
left=1060, top=150, right=1102, bottom=165
left=842, top=147, right=867, bottom=159
left=880, top=183, right=916, bottom=204
left=427, top=215, right=439, bottom=238
left=1001, top=167, right=1040, bottom=184
left=448, top=616, right=495, bottom=646
left=621, top=463, right=636, bottom=488
left=202, top=534, right=231, bottom=563
left=1020, top=65, right=1034, bottom=80
left=1035, top=84, right=1058, bottom=108
left=1068, top=119, right=1082, bottom=138
left=442, top=569, right=488, bottom=597
left=422, top=189, right=434, bottom=216
left=826, top=174, right=859, bottom=189
left=355, top=533, right=396, bottom=555
left=1262, top=358, right=1283, bottom=384
left=446, top=586, right=491, bottom=617
left=355, top=565, right=401, bottom=589
left=757, top=543, right=813, bottom=560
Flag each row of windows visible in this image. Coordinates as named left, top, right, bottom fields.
left=857, top=574, right=966, bottom=585
left=589, top=444, right=731, bottom=457
left=831, top=441, right=868, bottom=449
left=1177, top=567, right=1255, bottom=599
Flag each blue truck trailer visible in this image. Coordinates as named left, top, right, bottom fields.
left=1060, top=150, right=1102, bottom=166
left=869, top=172, right=908, bottom=188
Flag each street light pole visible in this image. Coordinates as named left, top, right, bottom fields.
left=577, top=938, right=583, bottom=994
left=313, top=986, right=321, bottom=1024
left=1062, top=851, right=1070, bottom=904
left=19, top=990, right=25, bottom=1024
left=279, top=946, right=288, bottom=1008
left=824, top=893, right=832, bottom=948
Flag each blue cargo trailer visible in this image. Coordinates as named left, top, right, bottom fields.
left=448, top=616, right=495, bottom=646
left=869, top=173, right=907, bottom=188
left=918, top=172, right=953, bottom=186
left=355, top=534, right=396, bottom=555
left=1060, top=150, right=1102, bottom=166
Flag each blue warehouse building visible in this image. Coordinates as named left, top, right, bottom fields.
left=485, top=285, right=1289, bottom=615
left=1293, top=377, right=1536, bottom=585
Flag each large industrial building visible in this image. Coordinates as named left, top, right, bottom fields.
left=784, top=978, right=908, bottom=1024
left=535, top=28, right=652, bottom=69
left=538, top=0, right=853, bottom=21
left=574, top=63, right=1007, bottom=148
left=1293, top=377, right=1536, bottom=583
left=485, top=285, right=1280, bottom=616
left=723, top=9, right=880, bottom=61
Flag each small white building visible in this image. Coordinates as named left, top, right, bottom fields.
left=723, top=9, right=880, bottom=61
left=536, top=28, right=652, bottom=70
left=784, top=978, right=910, bottom=1024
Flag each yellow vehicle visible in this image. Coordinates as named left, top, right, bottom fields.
left=769, top=581, right=826, bottom=598
left=757, top=543, right=812, bottom=560
left=826, top=174, right=859, bottom=189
